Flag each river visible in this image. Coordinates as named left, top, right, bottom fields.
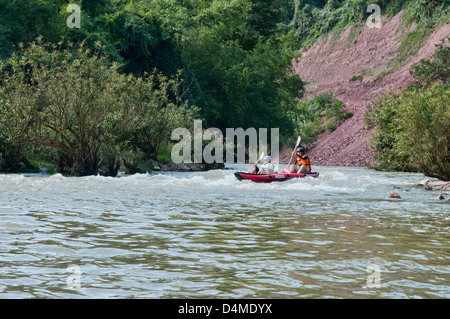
left=0, top=164, right=448, bottom=299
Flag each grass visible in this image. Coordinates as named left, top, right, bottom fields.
left=396, top=28, right=434, bottom=67
left=371, top=26, right=435, bottom=82
left=349, top=68, right=374, bottom=82
left=376, top=3, right=450, bottom=81
left=344, top=22, right=364, bottom=49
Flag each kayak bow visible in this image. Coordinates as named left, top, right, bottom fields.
left=234, top=168, right=319, bottom=183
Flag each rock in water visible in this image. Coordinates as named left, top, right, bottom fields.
left=424, top=181, right=450, bottom=191
left=160, top=162, right=225, bottom=172
left=388, top=192, right=401, bottom=199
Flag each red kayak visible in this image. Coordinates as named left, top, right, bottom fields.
left=234, top=168, right=319, bottom=183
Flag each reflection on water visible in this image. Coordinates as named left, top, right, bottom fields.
left=0, top=165, right=449, bottom=298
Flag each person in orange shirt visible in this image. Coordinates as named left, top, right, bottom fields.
left=290, top=147, right=312, bottom=173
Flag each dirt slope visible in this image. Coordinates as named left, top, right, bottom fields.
left=280, top=11, right=450, bottom=167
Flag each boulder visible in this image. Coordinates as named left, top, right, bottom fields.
left=388, top=191, right=401, bottom=199
left=160, top=162, right=225, bottom=172
left=423, top=180, right=450, bottom=191
left=147, top=159, right=162, bottom=171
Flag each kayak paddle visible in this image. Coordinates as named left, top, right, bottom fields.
left=287, top=136, right=301, bottom=167
left=248, top=151, right=265, bottom=173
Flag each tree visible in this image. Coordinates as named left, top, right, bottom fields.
left=0, top=0, right=62, bottom=59
left=410, top=37, right=450, bottom=87
left=152, top=0, right=304, bottom=135
left=0, top=39, right=123, bottom=175
left=398, top=83, right=450, bottom=181
left=0, top=38, right=196, bottom=175
left=366, top=34, right=450, bottom=180
left=112, top=71, right=197, bottom=172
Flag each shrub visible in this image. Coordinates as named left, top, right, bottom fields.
left=410, top=37, right=450, bottom=87
left=366, top=38, right=450, bottom=180
left=0, top=39, right=196, bottom=176
left=366, top=83, right=449, bottom=180
left=289, top=91, right=351, bottom=142
left=399, top=83, right=450, bottom=180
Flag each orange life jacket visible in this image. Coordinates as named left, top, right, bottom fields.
left=295, top=154, right=312, bottom=171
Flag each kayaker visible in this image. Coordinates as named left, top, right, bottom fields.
left=249, top=155, right=275, bottom=174
left=290, top=147, right=312, bottom=173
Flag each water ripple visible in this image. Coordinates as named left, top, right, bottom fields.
left=0, top=166, right=448, bottom=298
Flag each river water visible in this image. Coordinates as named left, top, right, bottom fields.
left=0, top=164, right=448, bottom=299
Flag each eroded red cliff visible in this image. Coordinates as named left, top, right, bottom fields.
left=281, top=11, right=450, bottom=167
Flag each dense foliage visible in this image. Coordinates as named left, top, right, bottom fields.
left=0, top=0, right=448, bottom=175
left=0, top=0, right=307, bottom=131
left=365, top=38, right=450, bottom=181
left=0, top=0, right=298, bottom=174
left=289, top=91, right=352, bottom=144
left=0, top=39, right=195, bottom=175
left=283, top=0, right=450, bottom=49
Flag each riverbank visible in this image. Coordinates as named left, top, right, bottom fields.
left=151, top=160, right=225, bottom=172
left=292, top=11, right=450, bottom=167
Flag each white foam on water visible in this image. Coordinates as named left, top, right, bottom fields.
left=0, top=165, right=448, bottom=299
left=0, top=165, right=414, bottom=196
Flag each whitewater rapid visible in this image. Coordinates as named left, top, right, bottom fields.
left=0, top=165, right=448, bottom=298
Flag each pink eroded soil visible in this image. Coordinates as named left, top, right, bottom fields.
left=279, top=11, right=450, bottom=167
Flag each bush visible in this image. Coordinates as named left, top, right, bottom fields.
left=349, top=68, right=373, bottom=82
left=410, top=37, right=450, bottom=87
left=0, top=137, right=24, bottom=172
left=157, top=143, right=175, bottom=165
left=365, top=91, right=419, bottom=172
left=0, top=38, right=196, bottom=176
left=399, top=83, right=450, bottom=180
left=366, top=38, right=450, bottom=180
left=366, top=83, right=449, bottom=180
left=289, top=91, right=351, bottom=143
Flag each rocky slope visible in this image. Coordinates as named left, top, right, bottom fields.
left=280, top=11, right=450, bottom=167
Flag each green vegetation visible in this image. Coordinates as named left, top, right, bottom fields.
left=373, top=26, right=435, bottom=79
left=365, top=38, right=450, bottom=180
left=156, top=143, right=175, bottom=165
left=0, top=39, right=195, bottom=176
left=289, top=91, right=352, bottom=143
left=284, top=0, right=449, bottom=50
left=349, top=68, right=374, bottom=82
left=410, top=38, right=450, bottom=87
left=396, top=28, right=434, bottom=66
left=0, top=0, right=448, bottom=175
left=0, top=0, right=306, bottom=175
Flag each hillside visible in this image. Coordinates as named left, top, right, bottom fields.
left=281, top=11, right=450, bottom=167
